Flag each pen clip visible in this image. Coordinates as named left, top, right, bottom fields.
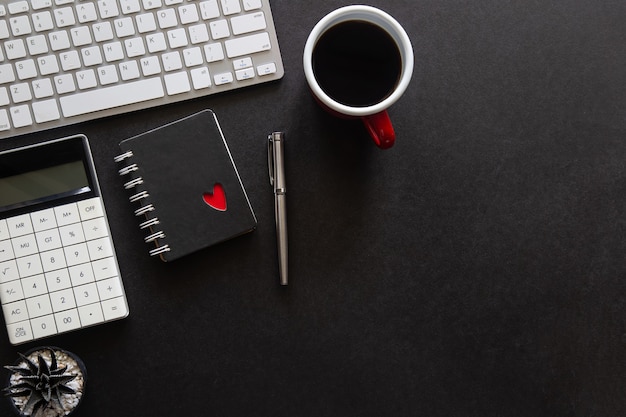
left=267, top=134, right=275, bottom=186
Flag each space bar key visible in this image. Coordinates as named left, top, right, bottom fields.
left=59, top=78, right=165, bottom=118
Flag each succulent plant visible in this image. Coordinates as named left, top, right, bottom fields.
left=3, top=348, right=82, bottom=417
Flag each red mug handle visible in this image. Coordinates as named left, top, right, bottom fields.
left=362, top=110, right=396, bottom=149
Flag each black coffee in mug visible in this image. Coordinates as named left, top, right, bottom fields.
left=312, top=20, right=402, bottom=107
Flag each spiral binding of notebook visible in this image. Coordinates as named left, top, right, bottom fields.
left=114, top=150, right=172, bottom=258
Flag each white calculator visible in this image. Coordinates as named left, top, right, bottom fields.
left=0, top=135, right=129, bottom=345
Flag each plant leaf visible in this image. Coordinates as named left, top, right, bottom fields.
left=17, top=353, right=38, bottom=374
left=37, top=354, right=50, bottom=377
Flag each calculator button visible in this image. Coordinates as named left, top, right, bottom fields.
left=87, top=237, right=113, bottom=261
left=92, top=257, right=118, bottom=280
left=41, top=248, right=67, bottom=272
left=45, top=268, right=72, bottom=292
left=0, top=260, right=19, bottom=283
left=31, top=208, right=58, bottom=232
left=21, top=274, right=47, bottom=298
left=50, top=288, right=76, bottom=312
left=25, top=294, right=53, bottom=318
left=0, top=240, right=14, bottom=262
left=97, top=277, right=124, bottom=300
left=0, top=219, right=9, bottom=241
left=54, top=202, right=80, bottom=227
left=11, top=234, right=38, bottom=258
left=7, top=214, right=34, bottom=238
left=69, top=263, right=95, bottom=286
left=78, top=302, right=104, bottom=326
left=6, top=320, right=33, bottom=344
left=54, top=309, right=81, bottom=332
left=2, top=300, right=29, bottom=324
left=0, top=280, right=25, bottom=304
left=82, top=217, right=108, bottom=241
left=64, top=243, right=90, bottom=266
left=16, top=254, right=44, bottom=277
left=31, top=315, right=57, bottom=339
left=74, top=283, right=99, bottom=307
left=101, top=296, right=128, bottom=320
left=35, top=228, right=62, bottom=252
left=77, top=197, right=104, bottom=221
left=59, top=223, right=86, bottom=246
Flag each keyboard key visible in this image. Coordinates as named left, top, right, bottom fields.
left=32, top=207, right=59, bottom=232
left=54, top=7, right=76, bottom=28
left=190, top=66, right=211, bottom=89
left=11, top=234, right=38, bottom=257
left=16, top=254, right=43, bottom=277
left=37, top=56, right=60, bottom=76
left=214, top=71, right=233, bottom=85
left=235, top=67, right=254, bottom=81
left=91, top=256, right=118, bottom=280
left=230, top=11, right=266, bottom=35
left=32, top=11, right=54, bottom=32
left=77, top=198, right=105, bottom=221
left=178, top=4, right=199, bottom=24
left=74, top=282, right=99, bottom=306
left=135, top=12, right=157, bottom=32
left=50, top=288, right=76, bottom=312
left=32, top=98, right=61, bottom=123
left=78, top=302, right=104, bottom=325
left=10, top=82, right=32, bottom=103
left=243, top=0, right=262, bottom=11
left=31, top=0, right=52, bottom=11
left=59, top=77, right=164, bottom=117
left=225, top=31, right=270, bottom=58
left=8, top=2, right=29, bottom=15
left=0, top=280, right=25, bottom=304
left=0, top=241, right=14, bottom=262
left=97, top=0, right=120, bottom=19
left=163, top=71, right=190, bottom=94
left=6, top=320, right=33, bottom=344
left=97, top=277, right=124, bottom=300
left=31, top=314, right=57, bottom=338
left=2, top=300, right=29, bottom=324
left=0, top=260, right=19, bottom=283
left=5, top=39, right=27, bottom=59
left=199, top=0, right=219, bottom=19
left=25, top=294, right=53, bottom=317
left=101, top=296, right=128, bottom=320
left=54, top=308, right=80, bottom=332
left=9, top=105, right=33, bottom=128
left=209, top=19, right=229, bottom=39
left=7, top=214, right=33, bottom=237
left=257, top=62, right=276, bottom=76
left=0, top=110, right=8, bottom=130
left=220, top=0, right=241, bottom=15
left=0, top=64, right=16, bottom=84
left=45, top=268, right=72, bottom=292
left=22, top=275, right=48, bottom=298
left=41, top=248, right=67, bottom=272
left=76, top=3, right=98, bottom=23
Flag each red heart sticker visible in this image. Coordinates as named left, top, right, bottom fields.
left=202, top=183, right=227, bottom=211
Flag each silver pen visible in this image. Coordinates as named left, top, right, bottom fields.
left=268, top=132, right=288, bottom=285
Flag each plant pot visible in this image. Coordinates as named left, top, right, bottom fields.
left=4, top=347, right=87, bottom=417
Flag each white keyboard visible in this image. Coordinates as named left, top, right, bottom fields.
left=0, top=0, right=284, bottom=139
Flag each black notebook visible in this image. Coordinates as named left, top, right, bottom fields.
left=114, top=110, right=256, bottom=262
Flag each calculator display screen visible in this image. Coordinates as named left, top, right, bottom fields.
left=0, top=136, right=95, bottom=214
left=0, top=160, right=90, bottom=208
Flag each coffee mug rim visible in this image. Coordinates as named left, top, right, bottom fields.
left=303, top=5, right=414, bottom=117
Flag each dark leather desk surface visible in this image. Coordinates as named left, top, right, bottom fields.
left=1, top=1, right=625, bottom=416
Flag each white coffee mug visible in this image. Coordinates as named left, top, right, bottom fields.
left=303, top=5, right=414, bottom=149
